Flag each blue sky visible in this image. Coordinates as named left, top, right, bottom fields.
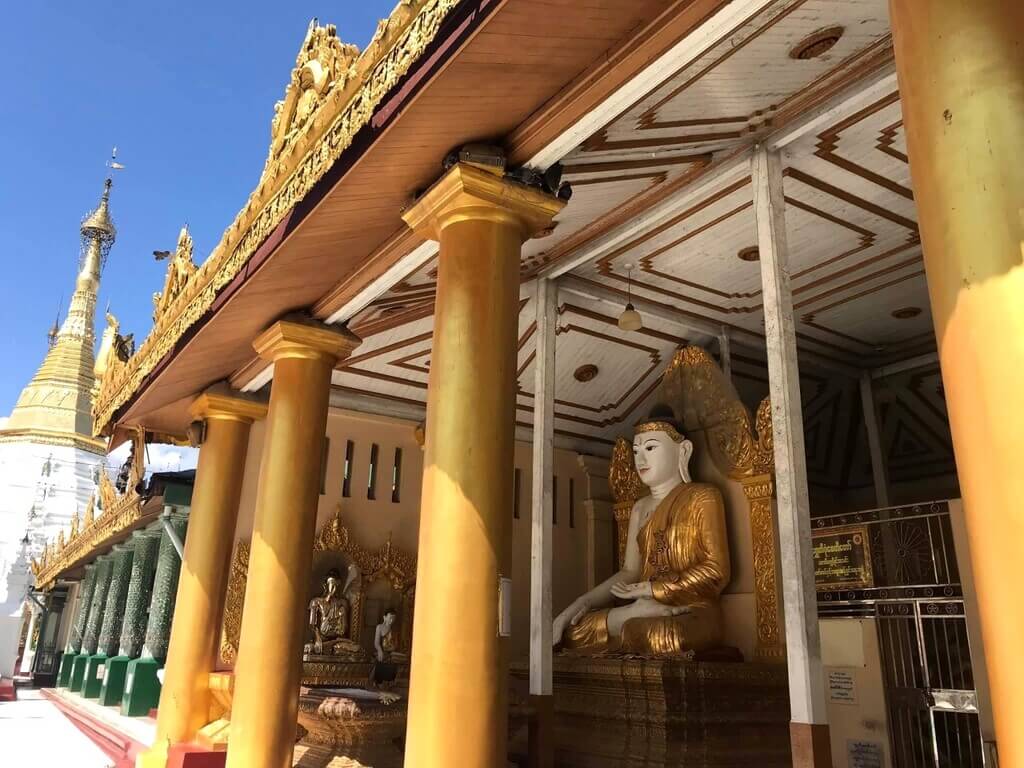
left=0, top=1, right=397, bottom=416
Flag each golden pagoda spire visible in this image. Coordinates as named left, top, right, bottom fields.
left=47, top=299, right=62, bottom=349
left=0, top=173, right=117, bottom=453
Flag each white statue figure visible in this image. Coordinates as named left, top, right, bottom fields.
left=374, top=608, right=398, bottom=663
left=553, top=406, right=731, bottom=656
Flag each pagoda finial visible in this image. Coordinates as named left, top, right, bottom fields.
left=47, top=297, right=62, bottom=348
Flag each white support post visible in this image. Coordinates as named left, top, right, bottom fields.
left=859, top=372, right=891, bottom=508
left=530, top=277, right=556, bottom=698
left=752, top=146, right=830, bottom=747
left=718, top=327, right=732, bottom=382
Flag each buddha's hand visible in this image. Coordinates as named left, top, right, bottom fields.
left=552, top=600, right=590, bottom=646
left=610, top=581, right=654, bottom=600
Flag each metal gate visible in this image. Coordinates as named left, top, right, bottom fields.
left=816, top=501, right=988, bottom=767
left=30, top=587, right=67, bottom=687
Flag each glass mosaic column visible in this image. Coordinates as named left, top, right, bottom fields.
left=99, top=529, right=160, bottom=706
left=59, top=564, right=96, bottom=687
left=80, top=548, right=131, bottom=700
left=122, top=514, right=188, bottom=716
left=120, top=530, right=161, bottom=658
left=73, top=556, right=112, bottom=693
left=88, top=544, right=133, bottom=700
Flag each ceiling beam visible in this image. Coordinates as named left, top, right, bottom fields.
left=543, top=148, right=753, bottom=279
left=558, top=274, right=861, bottom=379
left=766, top=60, right=898, bottom=150
left=524, top=0, right=776, bottom=170
left=324, top=241, right=438, bottom=325
left=870, top=351, right=940, bottom=380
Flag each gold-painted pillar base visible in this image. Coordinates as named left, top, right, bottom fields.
left=401, top=164, right=563, bottom=768
left=224, top=321, right=358, bottom=768
left=891, top=1, right=1024, bottom=762
left=140, top=389, right=265, bottom=768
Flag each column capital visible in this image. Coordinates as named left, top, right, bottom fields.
left=402, top=162, right=565, bottom=241
left=189, top=385, right=268, bottom=424
left=253, top=318, right=360, bottom=365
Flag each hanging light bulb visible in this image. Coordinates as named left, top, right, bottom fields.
left=618, top=264, right=643, bottom=331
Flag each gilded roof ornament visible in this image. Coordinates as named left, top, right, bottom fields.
left=92, top=0, right=462, bottom=436
left=83, top=494, right=95, bottom=528
left=152, top=226, right=198, bottom=324
left=264, top=19, right=360, bottom=180
left=33, top=431, right=149, bottom=590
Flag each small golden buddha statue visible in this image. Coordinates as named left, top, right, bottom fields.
left=304, top=565, right=362, bottom=656
left=554, top=406, right=730, bottom=656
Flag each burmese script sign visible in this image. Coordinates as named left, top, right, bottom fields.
left=813, top=526, right=874, bottom=590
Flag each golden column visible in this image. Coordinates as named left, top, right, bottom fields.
left=401, top=162, right=563, bottom=768
left=225, top=320, right=358, bottom=768
left=890, top=1, right=1024, bottom=763
left=141, top=389, right=266, bottom=767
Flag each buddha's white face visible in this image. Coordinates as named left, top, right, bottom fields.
left=633, top=430, right=683, bottom=489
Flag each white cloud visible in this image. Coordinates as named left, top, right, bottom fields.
left=105, top=440, right=198, bottom=478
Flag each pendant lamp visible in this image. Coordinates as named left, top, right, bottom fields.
left=618, top=264, right=643, bottom=331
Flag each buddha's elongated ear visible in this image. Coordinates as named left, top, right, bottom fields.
left=678, top=439, right=694, bottom=483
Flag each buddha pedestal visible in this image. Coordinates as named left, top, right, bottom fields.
left=511, top=656, right=790, bottom=768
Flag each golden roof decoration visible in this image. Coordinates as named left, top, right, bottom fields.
left=264, top=20, right=360, bottom=180
left=34, top=429, right=149, bottom=589
left=83, top=494, right=95, bottom=528
left=152, top=226, right=198, bottom=324
left=92, top=0, right=460, bottom=435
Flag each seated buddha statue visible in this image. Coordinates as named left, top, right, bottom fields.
left=304, top=565, right=363, bottom=657
left=553, top=406, right=731, bottom=656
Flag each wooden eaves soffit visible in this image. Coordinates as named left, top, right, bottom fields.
left=92, top=0, right=464, bottom=435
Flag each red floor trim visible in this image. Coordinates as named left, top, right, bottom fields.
left=41, top=688, right=148, bottom=768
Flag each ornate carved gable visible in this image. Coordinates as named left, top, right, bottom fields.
left=264, top=19, right=360, bottom=178
left=152, top=226, right=198, bottom=324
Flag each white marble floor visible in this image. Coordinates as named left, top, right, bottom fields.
left=0, top=688, right=114, bottom=767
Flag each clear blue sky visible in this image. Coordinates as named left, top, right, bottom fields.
left=0, top=1, right=397, bottom=416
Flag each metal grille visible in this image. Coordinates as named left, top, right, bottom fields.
left=815, top=501, right=987, bottom=768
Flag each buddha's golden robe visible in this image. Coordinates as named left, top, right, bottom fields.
left=563, top=482, right=730, bottom=656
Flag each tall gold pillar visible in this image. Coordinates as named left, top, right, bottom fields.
left=140, top=389, right=266, bottom=767
left=890, top=2, right=1024, bottom=763
left=401, top=163, right=563, bottom=768
left=225, top=320, right=358, bottom=768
